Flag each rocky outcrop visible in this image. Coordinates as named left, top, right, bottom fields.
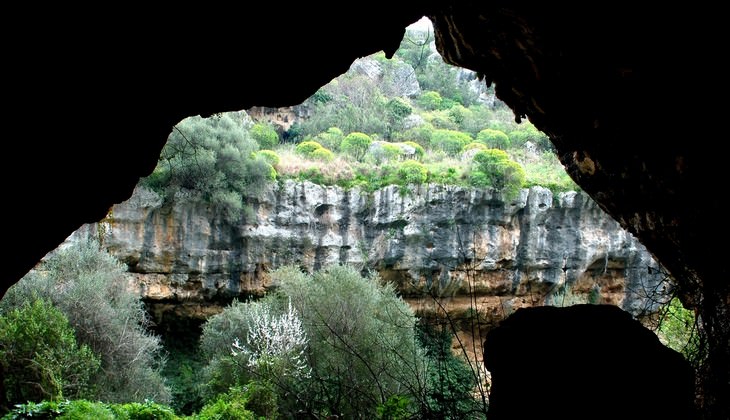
left=68, top=181, right=666, bottom=325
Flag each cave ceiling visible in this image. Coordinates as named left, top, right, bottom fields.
left=3, top=3, right=726, bottom=417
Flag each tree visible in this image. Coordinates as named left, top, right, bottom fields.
left=230, top=298, right=309, bottom=382
left=341, top=132, right=373, bottom=162
left=430, top=129, right=473, bottom=156
left=476, top=128, right=510, bottom=150
left=385, top=97, right=413, bottom=139
left=0, top=299, right=100, bottom=409
left=2, top=239, right=171, bottom=404
left=417, top=91, right=443, bottom=111
left=469, top=149, right=526, bottom=200
left=416, top=322, right=483, bottom=419
left=141, top=111, right=272, bottom=222
left=250, top=122, right=279, bottom=149
left=313, top=127, right=345, bottom=152
left=298, top=74, right=388, bottom=138
left=272, top=264, right=429, bottom=419
left=398, top=160, right=428, bottom=186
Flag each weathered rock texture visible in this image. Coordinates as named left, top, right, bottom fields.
left=69, top=182, right=665, bottom=325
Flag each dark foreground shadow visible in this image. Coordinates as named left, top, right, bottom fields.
left=484, top=304, right=696, bottom=420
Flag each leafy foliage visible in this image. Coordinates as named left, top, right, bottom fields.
left=416, top=323, right=484, bottom=419
left=657, top=297, right=706, bottom=365
left=0, top=299, right=100, bottom=407
left=313, top=127, right=345, bottom=152
left=341, top=132, right=373, bottom=162
left=2, top=239, right=171, bottom=405
left=230, top=299, right=309, bottom=383
left=249, top=122, right=279, bottom=149
left=476, top=128, right=510, bottom=150
left=430, top=129, right=472, bottom=156
left=141, top=112, right=273, bottom=222
left=272, top=264, right=427, bottom=419
left=193, top=387, right=255, bottom=420
left=398, top=160, right=428, bottom=186
left=469, top=149, right=526, bottom=199
left=255, top=149, right=280, bottom=167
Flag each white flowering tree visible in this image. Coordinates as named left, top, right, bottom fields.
left=230, top=298, right=309, bottom=381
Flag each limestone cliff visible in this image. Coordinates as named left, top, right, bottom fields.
left=68, top=181, right=666, bottom=325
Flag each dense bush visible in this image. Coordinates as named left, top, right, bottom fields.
left=2, top=399, right=178, bottom=420
left=416, top=323, right=485, bottom=419
left=430, top=129, right=472, bottom=156
left=273, top=264, right=428, bottom=419
left=310, top=147, right=335, bottom=162
left=294, top=140, right=325, bottom=157
left=250, top=122, right=279, bottom=149
left=313, top=127, right=345, bottom=151
left=0, top=299, right=100, bottom=407
left=398, top=159, right=428, bottom=186
left=198, top=264, right=433, bottom=418
left=2, top=239, right=171, bottom=405
left=476, top=128, right=510, bottom=150
left=366, top=141, right=403, bottom=164
left=141, top=112, right=273, bottom=222
left=256, top=149, right=280, bottom=167
left=469, top=149, right=526, bottom=199
left=341, top=132, right=373, bottom=162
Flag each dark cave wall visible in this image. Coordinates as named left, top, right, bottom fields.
left=3, top=3, right=727, bottom=419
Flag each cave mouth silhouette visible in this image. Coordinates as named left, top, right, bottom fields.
left=3, top=5, right=726, bottom=419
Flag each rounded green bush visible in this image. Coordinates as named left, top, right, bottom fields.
left=256, top=150, right=280, bottom=166
left=476, top=128, right=510, bottom=149
left=295, top=140, right=325, bottom=157
left=398, top=160, right=428, bottom=185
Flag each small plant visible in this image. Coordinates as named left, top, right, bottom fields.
left=341, top=132, right=373, bottom=161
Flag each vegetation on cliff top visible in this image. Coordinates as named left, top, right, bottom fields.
left=140, top=23, right=577, bottom=223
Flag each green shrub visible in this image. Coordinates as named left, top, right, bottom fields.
left=403, top=141, right=425, bottom=160
left=416, top=323, right=484, bottom=418
left=1, top=400, right=70, bottom=419
left=341, top=132, right=373, bottom=161
left=367, top=141, right=403, bottom=164
left=3, top=239, right=171, bottom=405
left=58, top=400, right=115, bottom=420
left=250, top=122, right=279, bottom=149
left=242, top=381, right=278, bottom=419
left=426, top=163, right=463, bottom=185
left=313, top=127, right=345, bottom=151
left=256, top=149, right=280, bottom=167
left=295, top=140, right=325, bottom=157
left=110, top=400, right=178, bottom=420
left=417, top=90, right=443, bottom=110
left=271, top=264, right=426, bottom=419
left=377, top=395, right=412, bottom=420
left=507, top=123, right=552, bottom=150
left=140, top=112, right=273, bottom=222
left=448, top=104, right=471, bottom=126
left=657, top=297, right=706, bottom=365
left=398, top=160, right=428, bottom=186
left=430, top=129, right=472, bottom=156
left=426, top=111, right=458, bottom=130
left=463, top=142, right=489, bottom=152
left=469, top=149, right=526, bottom=199
left=397, top=123, right=433, bottom=148
left=310, top=147, right=335, bottom=162
left=195, top=387, right=255, bottom=420
left=0, top=299, right=100, bottom=407
left=476, top=128, right=510, bottom=149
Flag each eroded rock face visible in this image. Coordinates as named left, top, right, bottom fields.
left=68, top=182, right=666, bottom=324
